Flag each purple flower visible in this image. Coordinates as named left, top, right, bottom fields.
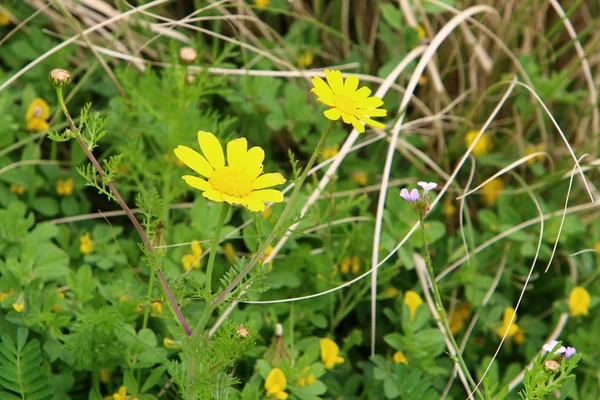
left=418, top=181, right=438, bottom=192
left=400, top=188, right=420, bottom=202
left=543, top=340, right=566, bottom=354
left=564, top=347, right=576, bottom=359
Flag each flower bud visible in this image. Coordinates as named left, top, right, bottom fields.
left=236, top=325, right=249, bottom=338
left=49, top=68, right=71, bottom=87
left=179, top=46, right=198, bottom=64
left=543, top=359, right=560, bottom=373
left=185, top=74, right=197, bottom=84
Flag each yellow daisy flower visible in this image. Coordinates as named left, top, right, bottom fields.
left=311, top=70, right=387, bottom=133
left=174, top=131, right=286, bottom=212
left=569, top=286, right=591, bottom=317
left=393, top=350, right=408, bottom=365
left=25, top=98, right=51, bottom=132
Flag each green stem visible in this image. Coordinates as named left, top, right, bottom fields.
left=419, top=218, right=484, bottom=400
left=213, top=120, right=335, bottom=305
left=205, top=203, right=230, bottom=294
left=142, top=270, right=155, bottom=330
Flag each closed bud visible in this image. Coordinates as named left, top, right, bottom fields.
left=543, top=359, right=560, bottom=373
left=49, top=68, right=71, bottom=87
left=236, top=325, right=249, bottom=338
left=179, top=46, right=198, bottom=64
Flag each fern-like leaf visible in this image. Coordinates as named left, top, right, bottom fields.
left=0, top=328, right=53, bottom=400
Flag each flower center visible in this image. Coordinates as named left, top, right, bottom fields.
left=209, top=166, right=253, bottom=198
left=334, top=93, right=357, bottom=115
left=32, top=106, right=43, bottom=118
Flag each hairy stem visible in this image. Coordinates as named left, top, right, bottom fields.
left=54, top=86, right=192, bottom=336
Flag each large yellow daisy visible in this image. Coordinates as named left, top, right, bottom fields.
left=174, top=131, right=286, bottom=212
left=311, top=70, right=387, bottom=133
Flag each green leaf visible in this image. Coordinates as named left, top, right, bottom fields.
left=30, top=197, right=60, bottom=217
left=141, top=365, right=167, bottom=393
left=33, top=243, right=70, bottom=280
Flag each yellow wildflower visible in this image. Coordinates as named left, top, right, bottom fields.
left=255, top=0, right=270, bottom=8
left=311, top=70, right=387, bottom=133
left=320, top=338, right=345, bottom=369
left=418, top=75, right=428, bottom=85
left=163, top=338, right=181, bottom=349
left=351, top=171, right=368, bottom=185
left=481, top=179, right=504, bottom=207
left=415, top=25, right=426, bottom=40
left=79, top=233, right=93, bottom=254
left=119, top=295, right=129, bottom=302
left=384, top=287, right=399, bottom=298
left=135, top=302, right=143, bottom=313
left=449, top=302, right=471, bottom=335
left=100, top=368, right=111, bottom=383
left=151, top=301, right=163, bottom=315
left=321, top=144, right=339, bottom=160
left=339, top=257, right=351, bottom=274
left=443, top=198, right=456, bottom=217
left=112, top=386, right=128, bottom=400
left=174, top=131, right=286, bottom=212
left=393, top=351, right=408, bottom=365
left=297, top=50, right=313, bottom=68
left=296, top=367, right=316, bottom=387
left=569, top=286, right=591, bottom=317
left=0, top=292, right=9, bottom=302
left=351, top=256, right=360, bottom=274
left=265, top=367, right=288, bottom=399
left=13, top=294, right=24, bottom=313
left=10, top=184, right=25, bottom=195
left=495, top=307, right=520, bottom=338
left=25, top=98, right=51, bottom=132
left=514, top=329, right=525, bottom=344
left=526, top=143, right=545, bottom=164
left=181, top=240, right=203, bottom=271
left=56, top=178, right=74, bottom=196
left=403, top=290, right=423, bottom=321
left=465, top=130, right=493, bottom=157
left=0, top=11, right=10, bottom=26
left=223, top=242, right=238, bottom=264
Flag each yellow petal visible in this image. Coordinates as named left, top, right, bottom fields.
left=357, top=108, right=387, bottom=117
left=324, top=69, right=344, bottom=93
left=357, top=115, right=385, bottom=130
left=354, top=86, right=372, bottom=99
left=244, top=146, right=265, bottom=165
left=323, top=108, right=341, bottom=121
left=311, top=76, right=334, bottom=106
left=252, top=173, right=286, bottom=189
left=348, top=115, right=365, bottom=132
left=198, top=131, right=225, bottom=169
left=202, top=189, right=225, bottom=203
left=227, top=138, right=247, bottom=167
left=174, top=146, right=213, bottom=177
left=244, top=197, right=265, bottom=212
left=182, top=175, right=211, bottom=191
left=265, top=368, right=287, bottom=392
left=250, top=189, right=284, bottom=203
left=356, top=96, right=384, bottom=109
left=343, top=74, right=359, bottom=95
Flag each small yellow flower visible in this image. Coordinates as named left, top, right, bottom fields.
left=351, top=171, right=368, bottom=186
left=465, top=130, right=493, bottom=157
left=481, top=179, right=504, bottom=207
left=569, top=286, right=591, bottom=317
left=418, top=75, right=428, bottom=85
left=58, top=290, right=65, bottom=299
left=151, top=301, right=163, bottom=315
left=443, top=198, right=456, bottom=217
left=0, top=292, right=9, bottom=302
left=255, top=0, right=270, bottom=8
left=321, top=144, right=339, bottom=160
left=25, top=98, right=50, bottom=132
left=296, top=366, right=316, bottom=387
left=265, top=367, right=288, bottom=399
left=113, top=386, right=128, bottom=400
left=79, top=233, right=93, bottom=254
left=181, top=240, right=203, bottom=271
left=415, top=25, right=426, bottom=40
left=320, top=338, right=345, bottom=369
left=514, top=329, right=525, bottom=344
left=13, top=294, right=24, bottom=313
left=223, top=242, right=238, bottom=264
left=311, top=70, right=387, bottom=133
left=163, top=338, right=181, bottom=349
left=0, top=11, right=11, bottom=26
left=351, top=256, right=360, bottom=274
left=56, top=178, right=74, bottom=196
left=297, top=50, right=313, bottom=68
left=100, top=368, right=111, bottom=384
left=174, top=131, right=286, bottom=212
left=384, top=287, right=399, bottom=298
left=526, top=143, right=545, bottom=164
left=449, top=302, right=471, bottom=335
left=135, top=302, right=143, bottom=313
left=339, top=257, right=351, bottom=274
left=403, top=290, right=423, bottom=321
left=119, top=295, right=129, bottom=302
left=495, top=307, right=520, bottom=338
left=10, top=184, right=25, bottom=195
left=393, top=351, right=408, bottom=365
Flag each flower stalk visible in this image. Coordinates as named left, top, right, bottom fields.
left=51, top=75, right=192, bottom=337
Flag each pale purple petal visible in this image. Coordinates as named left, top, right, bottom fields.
left=418, top=181, right=438, bottom=192
left=400, top=188, right=420, bottom=202
left=565, top=347, right=576, bottom=358
left=543, top=340, right=566, bottom=354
